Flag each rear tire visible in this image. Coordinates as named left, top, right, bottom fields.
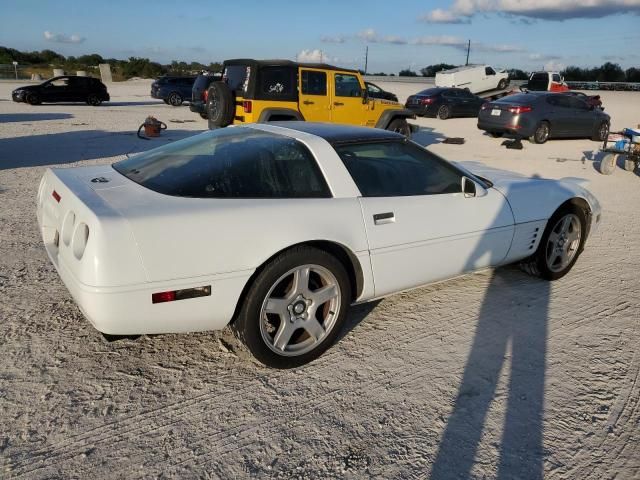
left=598, top=153, right=616, bottom=175
left=168, top=92, right=183, bottom=106
left=498, top=79, right=507, bottom=90
left=520, top=205, right=587, bottom=280
left=86, top=94, right=102, bottom=106
left=386, top=118, right=411, bottom=137
left=231, top=246, right=351, bottom=369
left=621, top=154, right=636, bottom=172
left=437, top=105, right=450, bottom=120
left=592, top=121, right=609, bottom=141
left=207, top=81, right=235, bottom=129
left=489, top=132, right=503, bottom=138
left=529, top=121, right=550, bottom=144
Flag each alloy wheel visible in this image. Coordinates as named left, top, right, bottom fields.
left=545, top=213, right=582, bottom=272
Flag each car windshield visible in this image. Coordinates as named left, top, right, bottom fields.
left=113, top=128, right=330, bottom=199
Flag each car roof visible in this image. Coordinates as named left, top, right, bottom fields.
left=265, top=121, right=405, bottom=145
left=223, top=58, right=359, bottom=74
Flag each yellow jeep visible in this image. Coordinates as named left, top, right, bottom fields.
left=206, top=59, right=415, bottom=135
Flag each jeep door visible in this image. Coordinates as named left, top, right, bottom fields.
left=299, top=69, right=331, bottom=122
left=331, top=72, right=367, bottom=125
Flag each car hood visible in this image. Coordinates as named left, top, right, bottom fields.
left=456, top=161, right=601, bottom=224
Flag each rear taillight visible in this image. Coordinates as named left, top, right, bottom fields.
left=203, top=89, right=208, bottom=102
left=421, top=97, right=434, bottom=105
left=508, top=106, right=532, bottom=114
left=243, top=100, right=252, bottom=113
left=481, top=103, right=491, bottom=110
left=52, top=190, right=61, bottom=203
left=152, top=286, right=211, bottom=304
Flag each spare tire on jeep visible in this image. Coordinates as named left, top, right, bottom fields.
left=206, top=82, right=235, bottom=129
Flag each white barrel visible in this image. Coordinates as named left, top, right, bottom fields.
left=53, top=68, right=64, bottom=76
left=76, top=70, right=87, bottom=77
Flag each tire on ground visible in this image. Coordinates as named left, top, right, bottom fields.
left=231, top=245, right=351, bottom=369
left=529, top=121, right=550, bottom=144
left=207, top=81, right=235, bottom=129
left=619, top=154, right=636, bottom=172
left=386, top=118, right=411, bottom=137
left=598, top=153, right=616, bottom=175
left=520, top=204, right=587, bottom=281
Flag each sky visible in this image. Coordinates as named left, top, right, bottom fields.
left=1, top=0, right=640, bottom=73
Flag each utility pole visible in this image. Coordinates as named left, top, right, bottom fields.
left=320, top=50, right=323, bottom=64
left=465, top=40, right=471, bottom=65
left=364, top=46, right=368, bottom=75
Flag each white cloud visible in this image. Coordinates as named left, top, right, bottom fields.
left=410, top=35, right=468, bottom=48
left=544, top=60, right=567, bottom=71
left=383, top=35, right=408, bottom=45
left=320, top=35, right=346, bottom=44
left=357, top=28, right=379, bottom=42
left=421, top=0, right=640, bottom=23
left=44, top=30, right=85, bottom=44
left=297, top=49, right=337, bottom=63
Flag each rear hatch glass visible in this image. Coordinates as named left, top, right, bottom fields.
left=223, top=65, right=250, bottom=94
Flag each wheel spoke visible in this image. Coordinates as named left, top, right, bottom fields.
left=311, top=284, right=338, bottom=307
left=303, top=318, right=325, bottom=341
left=264, top=297, right=288, bottom=317
left=566, top=229, right=580, bottom=246
left=548, top=231, right=559, bottom=246
left=560, top=216, right=572, bottom=235
left=273, top=321, right=296, bottom=351
left=290, top=267, right=310, bottom=296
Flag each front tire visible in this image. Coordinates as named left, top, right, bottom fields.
left=26, top=92, right=41, bottom=105
left=231, top=246, right=351, bottom=369
left=598, top=153, right=616, bottom=175
left=168, top=92, right=183, bottom=106
left=529, top=121, right=550, bottom=144
left=592, top=121, right=609, bottom=141
left=521, top=205, right=587, bottom=280
left=386, top=118, right=411, bottom=137
left=86, top=94, right=102, bottom=106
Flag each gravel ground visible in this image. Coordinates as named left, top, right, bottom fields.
left=0, top=80, right=638, bottom=479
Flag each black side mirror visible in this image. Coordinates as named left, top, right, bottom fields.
left=462, top=177, right=477, bottom=197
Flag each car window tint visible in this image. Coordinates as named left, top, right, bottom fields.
left=444, top=89, right=460, bottom=98
left=49, top=78, right=69, bottom=87
left=335, top=74, right=362, bottom=97
left=113, top=128, right=330, bottom=199
left=552, top=74, right=561, bottom=82
left=224, top=65, right=250, bottom=92
left=485, top=67, right=495, bottom=75
left=366, top=83, right=381, bottom=93
left=554, top=96, right=572, bottom=108
left=567, top=96, right=589, bottom=110
left=335, top=141, right=463, bottom=197
left=301, top=70, right=327, bottom=95
left=258, top=66, right=295, bottom=96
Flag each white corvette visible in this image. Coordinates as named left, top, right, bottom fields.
left=37, top=122, right=601, bottom=368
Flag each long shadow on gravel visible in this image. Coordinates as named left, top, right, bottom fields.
left=0, top=128, right=201, bottom=170
left=430, top=267, right=549, bottom=479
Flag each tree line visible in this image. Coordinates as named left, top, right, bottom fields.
left=397, top=62, right=640, bottom=82
left=0, top=46, right=222, bottom=79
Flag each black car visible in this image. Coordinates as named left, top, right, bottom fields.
left=190, top=72, right=221, bottom=119
left=477, top=92, right=610, bottom=144
left=151, top=76, right=196, bottom=106
left=11, top=76, right=110, bottom=106
left=405, top=87, right=485, bottom=119
left=365, top=82, right=398, bottom=102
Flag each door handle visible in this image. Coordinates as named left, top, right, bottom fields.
left=303, top=100, right=315, bottom=105
left=334, top=101, right=344, bottom=106
left=373, top=212, right=395, bottom=225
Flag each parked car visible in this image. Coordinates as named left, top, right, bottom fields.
left=477, top=92, right=610, bottom=143
left=37, top=122, right=601, bottom=368
left=205, top=59, right=415, bottom=135
left=565, top=91, right=603, bottom=109
left=151, top=76, right=196, bottom=106
left=435, top=65, right=509, bottom=94
left=365, top=82, right=398, bottom=102
left=190, top=72, right=222, bottom=119
left=523, top=71, right=569, bottom=92
left=11, top=76, right=110, bottom=105
left=405, top=87, right=485, bottom=119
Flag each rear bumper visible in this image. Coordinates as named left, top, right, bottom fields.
left=39, top=229, right=252, bottom=334
left=405, top=105, right=436, bottom=117
left=477, top=116, right=535, bottom=137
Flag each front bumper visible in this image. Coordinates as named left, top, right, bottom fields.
left=12, top=91, right=26, bottom=102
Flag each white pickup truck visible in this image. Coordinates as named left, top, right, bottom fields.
left=435, top=65, right=509, bottom=94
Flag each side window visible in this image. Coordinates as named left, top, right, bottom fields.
left=258, top=66, right=295, bottom=97
left=335, top=141, right=463, bottom=197
left=444, top=89, right=460, bottom=98
left=367, top=83, right=381, bottom=93
left=49, top=78, right=69, bottom=87
left=555, top=96, right=572, bottom=108
left=485, top=67, right=495, bottom=75
left=567, top=96, right=589, bottom=110
left=335, top=74, right=362, bottom=97
left=552, top=74, right=561, bottom=82
left=301, top=70, right=327, bottom=96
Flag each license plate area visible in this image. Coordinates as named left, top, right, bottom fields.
left=491, top=109, right=501, bottom=116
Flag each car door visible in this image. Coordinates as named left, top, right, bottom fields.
left=67, top=77, right=88, bottom=101
left=331, top=72, right=367, bottom=125
left=41, top=77, right=71, bottom=102
left=545, top=95, right=573, bottom=137
left=565, top=96, right=595, bottom=136
left=334, top=141, right=514, bottom=297
left=484, top=66, right=497, bottom=91
left=299, top=69, right=331, bottom=122
left=441, top=89, right=461, bottom=116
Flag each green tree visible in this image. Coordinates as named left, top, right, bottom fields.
left=399, top=69, right=417, bottom=77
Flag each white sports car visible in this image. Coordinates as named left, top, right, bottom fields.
left=37, top=122, right=601, bottom=368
